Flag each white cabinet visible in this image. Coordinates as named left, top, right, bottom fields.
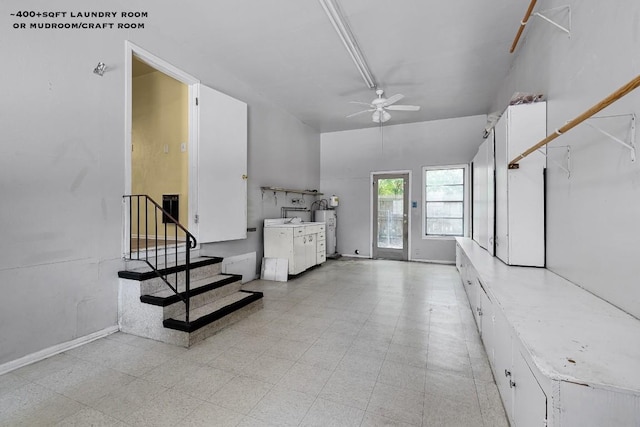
left=456, top=238, right=640, bottom=426
left=495, top=102, right=546, bottom=267
left=472, top=131, right=495, bottom=255
left=264, top=222, right=326, bottom=275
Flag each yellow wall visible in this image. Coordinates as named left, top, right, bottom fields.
left=132, top=63, right=189, bottom=238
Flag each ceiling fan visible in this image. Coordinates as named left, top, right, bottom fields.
left=347, top=89, right=420, bottom=123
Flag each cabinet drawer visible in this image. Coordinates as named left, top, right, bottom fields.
left=305, top=224, right=324, bottom=235
left=317, top=252, right=326, bottom=263
left=294, top=227, right=305, bottom=236
left=316, top=240, right=325, bottom=252
left=317, top=232, right=325, bottom=241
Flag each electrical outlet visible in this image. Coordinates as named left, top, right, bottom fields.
left=164, top=144, right=169, bottom=153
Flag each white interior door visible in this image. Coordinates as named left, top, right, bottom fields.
left=197, top=84, right=247, bottom=243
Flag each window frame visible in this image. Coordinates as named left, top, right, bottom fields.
left=422, top=164, right=470, bottom=240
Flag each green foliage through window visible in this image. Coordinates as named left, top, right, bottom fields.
left=378, top=178, right=404, bottom=196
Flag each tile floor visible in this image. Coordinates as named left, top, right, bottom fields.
left=0, top=259, right=508, bottom=426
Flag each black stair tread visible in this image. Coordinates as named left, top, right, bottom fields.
left=140, top=274, right=242, bottom=306
left=163, top=290, right=263, bottom=333
left=118, top=256, right=222, bottom=280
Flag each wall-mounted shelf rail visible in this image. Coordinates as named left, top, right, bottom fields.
left=260, top=186, right=323, bottom=205
left=260, top=186, right=323, bottom=196
left=511, top=1, right=571, bottom=53
left=509, top=74, right=640, bottom=168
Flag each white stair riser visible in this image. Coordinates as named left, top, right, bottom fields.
left=163, top=280, right=243, bottom=319
left=119, top=280, right=187, bottom=345
left=119, top=276, right=260, bottom=347
left=187, top=299, right=263, bottom=346
left=140, top=262, right=222, bottom=295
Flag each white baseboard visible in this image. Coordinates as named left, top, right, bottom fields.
left=0, top=325, right=119, bottom=376
left=410, top=258, right=456, bottom=265
left=338, top=254, right=455, bottom=265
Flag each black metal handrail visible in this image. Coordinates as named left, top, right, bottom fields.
left=123, top=195, right=197, bottom=323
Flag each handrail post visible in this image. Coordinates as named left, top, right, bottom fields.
left=144, top=199, right=148, bottom=263
left=128, top=196, right=132, bottom=258
left=185, top=238, right=191, bottom=324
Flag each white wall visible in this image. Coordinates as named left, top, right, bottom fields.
left=320, top=116, right=486, bottom=263
left=0, top=0, right=319, bottom=366
left=491, top=0, right=640, bottom=318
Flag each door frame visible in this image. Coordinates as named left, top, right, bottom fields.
left=370, top=170, right=411, bottom=260
left=124, top=41, right=201, bottom=256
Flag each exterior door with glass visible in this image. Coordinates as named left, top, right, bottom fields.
left=372, top=173, right=409, bottom=260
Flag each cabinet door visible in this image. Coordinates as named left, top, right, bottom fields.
left=506, top=103, right=546, bottom=267
left=305, top=234, right=317, bottom=269
left=493, top=311, right=514, bottom=424
left=494, top=111, right=509, bottom=264
left=479, top=286, right=494, bottom=366
left=476, top=140, right=489, bottom=250
left=472, top=277, right=482, bottom=328
left=292, top=236, right=306, bottom=274
left=486, top=132, right=496, bottom=256
left=472, top=156, right=481, bottom=244
left=264, top=228, right=293, bottom=259
left=512, top=350, right=547, bottom=427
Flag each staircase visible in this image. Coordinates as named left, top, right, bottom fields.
left=119, top=195, right=263, bottom=347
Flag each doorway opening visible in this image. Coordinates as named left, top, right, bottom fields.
left=124, top=42, right=199, bottom=257
left=131, top=57, right=188, bottom=251
left=372, top=172, right=410, bottom=260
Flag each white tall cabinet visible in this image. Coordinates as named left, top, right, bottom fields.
left=494, top=102, right=546, bottom=267
left=472, top=130, right=495, bottom=255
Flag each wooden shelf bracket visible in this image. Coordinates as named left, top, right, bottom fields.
left=584, top=114, right=636, bottom=162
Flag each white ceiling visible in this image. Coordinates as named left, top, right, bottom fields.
left=147, top=0, right=525, bottom=132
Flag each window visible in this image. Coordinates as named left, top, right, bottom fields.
left=423, top=165, right=467, bottom=237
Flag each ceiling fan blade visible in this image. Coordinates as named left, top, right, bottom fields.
left=346, top=109, right=374, bottom=118
left=386, top=105, right=420, bottom=111
left=383, top=94, right=404, bottom=106
left=349, top=101, right=373, bottom=107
